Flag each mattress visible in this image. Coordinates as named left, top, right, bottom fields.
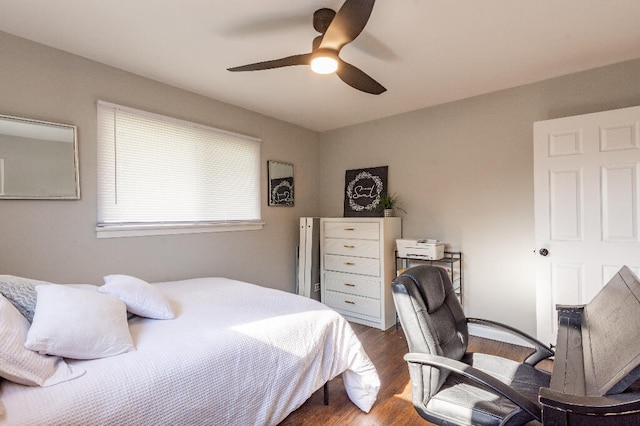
left=0, top=277, right=380, bottom=425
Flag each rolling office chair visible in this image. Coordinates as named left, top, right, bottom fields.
left=392, top=265, right=553, bottom=425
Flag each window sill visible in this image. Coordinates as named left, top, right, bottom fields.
left=96, top=221, right=264, bottom=239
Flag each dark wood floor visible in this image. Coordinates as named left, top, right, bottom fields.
left=280, top=322, right=552, bottom=425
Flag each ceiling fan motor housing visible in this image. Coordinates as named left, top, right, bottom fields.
left=313, top=8, right=336, bottom=33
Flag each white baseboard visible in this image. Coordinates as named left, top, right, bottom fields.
left=468, top=323, right=534, bottom=348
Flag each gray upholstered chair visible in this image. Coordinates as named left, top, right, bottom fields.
left=392, top=265, right=553, bottom=426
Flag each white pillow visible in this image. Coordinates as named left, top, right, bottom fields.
left=99, top=275, right=175, bottom=320
left=25, top=285, right=135, bottom=360
left=64, top=283, right=100, bottom=292
left=0, top=294, right=85, bottom=386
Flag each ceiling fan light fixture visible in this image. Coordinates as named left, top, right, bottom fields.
left=311, top=56, right=338, bottom=74
left=310, top=49, right=338, bottom=74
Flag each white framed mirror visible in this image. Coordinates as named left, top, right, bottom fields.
left=0, top=114, right=79, bottom=199
left=268, top=160, right=294, bottom=206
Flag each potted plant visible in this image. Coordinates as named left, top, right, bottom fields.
left=379, top=193, right=405, bottom=217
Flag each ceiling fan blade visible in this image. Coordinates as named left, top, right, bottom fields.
left=320, top=0, right=375, bottom=52
left=228, top=53, right=311, bottom=72
left=336, top=59, right=386, bottom=95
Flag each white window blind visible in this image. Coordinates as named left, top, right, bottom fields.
left=97, top=101, right=262, bottom=237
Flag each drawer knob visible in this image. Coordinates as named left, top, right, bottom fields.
left=344, top=262, right=355, bottom=266
left=344, top=283, right=356, bottom=287
left=343, top=245, right=355, bottom=248
left=345, top=300, right=356, bottom=305
left=344, top=228, right=355, bottom=231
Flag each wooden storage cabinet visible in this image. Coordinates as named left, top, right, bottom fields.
left=320, top=217, right=401, bottom=330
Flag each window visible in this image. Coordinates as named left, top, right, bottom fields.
left=96, top=101, right=262, bottom=238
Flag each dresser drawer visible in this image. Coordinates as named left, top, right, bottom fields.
left=323, top=221, right=380, bottom=240
left=324, top=290, right=380, bottom=318
left=323, top=271, right=381, bottom=299
left=323, top=238, right=380, bottom=258
left=323, top=254, right=380, bottom=276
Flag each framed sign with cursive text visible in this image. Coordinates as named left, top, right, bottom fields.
left=343, top=166, right=388, bottom=217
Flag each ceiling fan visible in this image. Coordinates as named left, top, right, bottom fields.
left=227, top=0, right=386, bottom=95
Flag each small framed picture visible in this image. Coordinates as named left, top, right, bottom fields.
left=268, top=160, right=294, bottom=206
left=344, top=166, right=388, bottom=217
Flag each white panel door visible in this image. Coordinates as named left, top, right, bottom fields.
left=534, top=105, right=640, bottom=346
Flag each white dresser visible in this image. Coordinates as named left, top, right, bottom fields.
left=320, top=217, right=401, bottom=330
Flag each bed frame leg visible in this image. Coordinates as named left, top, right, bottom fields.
left=323, top=382, right=329, bottom=405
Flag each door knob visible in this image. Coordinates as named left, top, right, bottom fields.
left=538, top=248, right=549, bottom=257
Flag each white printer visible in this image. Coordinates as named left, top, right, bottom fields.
left=396, top=239, right=445, bottom=260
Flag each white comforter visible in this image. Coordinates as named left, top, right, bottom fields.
left=0, top=277, right=380, bottom=425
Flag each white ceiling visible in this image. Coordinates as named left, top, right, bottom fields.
left=1, top=1, right=640, bottom=132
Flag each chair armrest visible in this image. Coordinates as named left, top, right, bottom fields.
left=467, top=317, right=554, bottom=365
left=404, top=352, right=542, bottom=422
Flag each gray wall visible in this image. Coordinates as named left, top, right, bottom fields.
left=319, top=58, right=640, bottom=334
left=0, top=31, right=320, bottom=291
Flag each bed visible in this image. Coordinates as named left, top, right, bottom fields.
left=0, top=276, right=380, bottom=425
